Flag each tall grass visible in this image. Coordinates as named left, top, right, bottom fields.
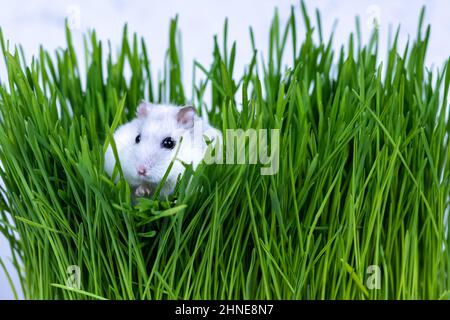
left=0, top=3, right=449, bottom=299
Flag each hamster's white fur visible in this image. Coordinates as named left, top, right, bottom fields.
left=104, top=102, right=221, bottom=198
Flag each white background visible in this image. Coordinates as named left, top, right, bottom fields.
left=1, top=0, right=449, bottom=299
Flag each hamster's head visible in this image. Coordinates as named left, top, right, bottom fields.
left=104, top=102, right=200, bottom=189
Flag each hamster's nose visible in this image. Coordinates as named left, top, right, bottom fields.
left=137, top=166, right=147, bottom=176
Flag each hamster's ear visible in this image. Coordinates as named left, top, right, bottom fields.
left=137, top=101, right=151, bottom=118
left=177, top=106, right=196, bottom=129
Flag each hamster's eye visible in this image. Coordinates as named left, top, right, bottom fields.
left=135, top=134, right=141, bottom=144
left=161, top=137, right=175, bottom=149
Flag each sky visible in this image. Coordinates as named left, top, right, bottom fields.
left=0, top=0, right=449, bottom=299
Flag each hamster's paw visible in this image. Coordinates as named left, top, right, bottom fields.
left=135, top=184, right=152, bottom=197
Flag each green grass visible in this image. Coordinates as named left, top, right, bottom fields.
left=0, top=3, right=449, bottom=299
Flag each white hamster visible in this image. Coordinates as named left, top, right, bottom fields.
left=104, top=102, right=221, bottom=198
